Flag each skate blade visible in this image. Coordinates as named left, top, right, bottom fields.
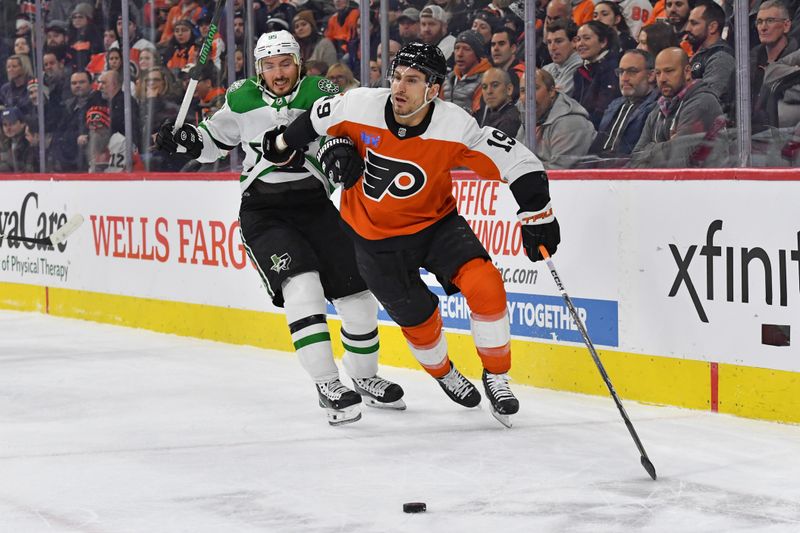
left=326, top=405, right=362, bottom=426
left=363, top=397, right=407, bottom=410
left=490, top=408, right=513, bottom=428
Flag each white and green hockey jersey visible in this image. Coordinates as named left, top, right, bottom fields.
left=196, top=75, right=340, bottom=193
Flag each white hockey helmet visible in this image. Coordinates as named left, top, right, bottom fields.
left=254, top=30, right=301, bottom=74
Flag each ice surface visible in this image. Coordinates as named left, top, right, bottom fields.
left=1, top=310, right=799, bottom=532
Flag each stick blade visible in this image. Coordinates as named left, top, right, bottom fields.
left=49, top=214, right=85, bottom=245
left=641, top=455, right=657, bottom=480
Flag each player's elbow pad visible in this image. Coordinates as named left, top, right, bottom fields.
left=283, top=110, right=318, bottom=151
left=509, top=171, right=551, bottom=215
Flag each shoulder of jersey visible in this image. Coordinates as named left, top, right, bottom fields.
left=226, top=77, right=265, bottom=114
left=425, top=98, right=476, bottom=139
left=302, top=75, right=341, bottom=97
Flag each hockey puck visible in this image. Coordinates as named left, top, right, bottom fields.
left=403, top=502, right=426, bottom=513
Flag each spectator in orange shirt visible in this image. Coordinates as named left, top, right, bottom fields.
left=161, top=19, right=198, bottom=73
left=572, top=0, right=595, bottom=26
left=160, top=0, right=204, bottom=45
left=325, top=0, right=359, bottom=56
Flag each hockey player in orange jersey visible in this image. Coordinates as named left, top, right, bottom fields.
left=264, top=43, right=561, bottom=427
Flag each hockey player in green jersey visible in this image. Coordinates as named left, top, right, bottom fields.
left=155, top=30, right=404, bottom=426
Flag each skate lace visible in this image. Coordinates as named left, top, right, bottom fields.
left=319, top=379, right=349, bottom=400
left=354, top=376, right=390, bottom=397
left=485, top=372, right=514, bottom=401
left=440, top=370, right=474, bottom=399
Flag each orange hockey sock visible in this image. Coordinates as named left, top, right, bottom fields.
left=452, top=258, right=512, bottom=374
left=401, top=309, right=451, bottom=378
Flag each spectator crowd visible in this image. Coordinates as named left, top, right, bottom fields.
left=2, top=0, right=800, bottom=172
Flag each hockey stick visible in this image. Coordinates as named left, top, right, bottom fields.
left=0, top=214, right=85, bottom=246
left=173, top=0, right=227, bottom=133
left=538, top=245, right=657, bottom=480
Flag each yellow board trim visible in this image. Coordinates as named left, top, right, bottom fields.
left=1, top=281, right=798, bottom=424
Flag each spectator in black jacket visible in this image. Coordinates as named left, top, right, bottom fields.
left=52, top=70, right=97, bottom=172
left=590, top=49, right=659, bottom=158
left=1, top=55, right=33, bottom=114
left=473, top=68, right=521, bottom=137
left=572, top=20, right=621, bottom=127
left=686, top=0, right=735, bottom=115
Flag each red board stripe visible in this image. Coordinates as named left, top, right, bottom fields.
left=1, top=168, right=800, bottom=182
left=710, top=362, right=719, bottom=412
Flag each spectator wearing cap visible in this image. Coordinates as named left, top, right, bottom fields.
left=420, top=5, right=457, bottom=64
left=45, top=20, right=74, bottom=66
left=572, top=20, right=621, bottom=127
left=471, top=11, right=500, bottom=55
left=160, top=0, right=203, bottom=45
left=325, top=0, right=360, bottom=57
left=397, top=8, right=421, bottom=45
left=533, top=69, right=596, bottom=169
left=293, top=10, right=337, bottom=67
left=52, top=70, right=97, bottom=171
left=473, top=67, right=521, bottom=137
left=543, top=19, right=581, bottom=96
left=68, top=3, right=103, bottom=71
left=161, top=19, right=198, bottom=73
left=2, top=55, right=33, bottom=114
left=443, top=30, right=493, bottom=114
left=0, top=107, right=31, bottom=173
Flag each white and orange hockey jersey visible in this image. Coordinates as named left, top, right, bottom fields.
left=285, top=87, right=553, bottom=245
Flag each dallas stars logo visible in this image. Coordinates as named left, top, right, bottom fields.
left=270, top=253, right=291, bottom=272
left=227, top=79, right=245, bottom=94
left=318, top=78, right=340, bottom=94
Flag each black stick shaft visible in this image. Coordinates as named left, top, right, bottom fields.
left=539, top=246, right=657, bottom=480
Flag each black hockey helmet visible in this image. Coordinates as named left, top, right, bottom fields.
left=389, top=42, right=447, bottom=86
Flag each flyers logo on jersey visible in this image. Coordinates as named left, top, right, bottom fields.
left=362, top=149, right=426, bottom=201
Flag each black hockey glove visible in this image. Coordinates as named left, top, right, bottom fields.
left=155, top=118, right=202, bottom=159
left=520, top=218, right=560, bottom=262
left=317, top=136, right=364, bottom=189
left=262, top=126, right=305, bottom=168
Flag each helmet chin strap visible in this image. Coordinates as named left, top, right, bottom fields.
left=392, top=85, right=436, bottom=119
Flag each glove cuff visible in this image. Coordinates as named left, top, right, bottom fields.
left=518, top=202, right=554, bottom=225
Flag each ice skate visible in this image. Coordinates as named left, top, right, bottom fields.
left=482, top=370, right=519, bottom=428
left=352, top=375, right=407, bottom=410
left=316, top=378, right=362, bottom=426
left=435, top=362, right=481, bottom=408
